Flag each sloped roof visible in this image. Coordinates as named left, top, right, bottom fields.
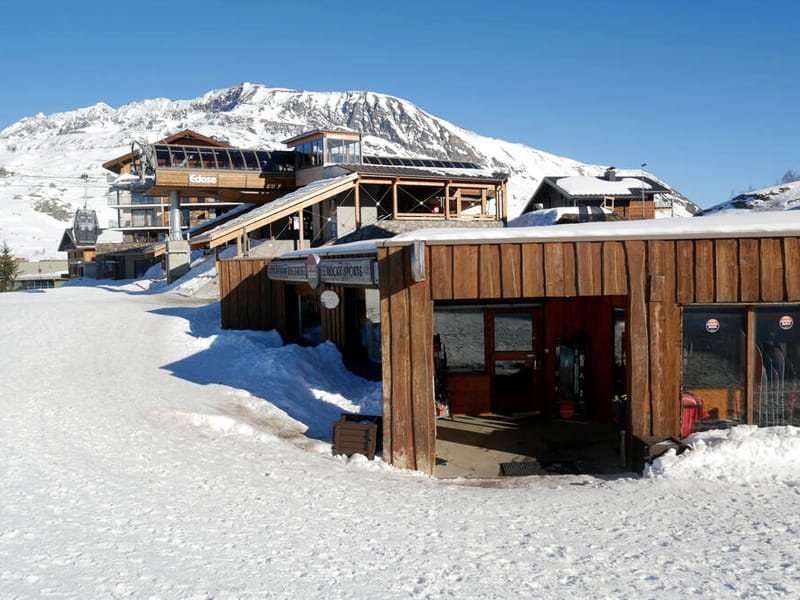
left=102, top=129, right=230, bottom=173
left=57, top=229, right=96, bottom=252
left=543, top=174, right=668, bottom=198
left=191, top=173, right=358, bottom=248
left=342, top=163, right=507, bottom=183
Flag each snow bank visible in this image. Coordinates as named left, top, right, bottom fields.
left=646, top=425, right=800, bottom=486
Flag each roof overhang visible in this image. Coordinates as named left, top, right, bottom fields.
left=102, top=130, right=230, bottom=173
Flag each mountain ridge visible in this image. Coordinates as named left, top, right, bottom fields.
left=0, top=82, right=697, bottom=260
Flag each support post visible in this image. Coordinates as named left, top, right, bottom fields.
left=165, top=190, right=190, bottom=283
left=354, top=183, right=361, bottom=228
left=168, top=190, right=181, bottom=241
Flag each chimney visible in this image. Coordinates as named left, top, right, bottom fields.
left=605, top=167, right=617, bottom=181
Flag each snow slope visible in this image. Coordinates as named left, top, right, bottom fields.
left=699, top=180, right=800, bottom=214
left=0, top=83, right=698, bottom=260
left=1, top=274, right=800, bottom=598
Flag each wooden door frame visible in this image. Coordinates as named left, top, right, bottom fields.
left=485, top=306, right=544, bottom=413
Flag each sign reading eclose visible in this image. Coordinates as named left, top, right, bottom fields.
left=188, top=173, right=218, bottom=185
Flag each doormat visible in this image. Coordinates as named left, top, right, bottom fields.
left=500, top=461, right=546, bottom=476
left=500, top=460, right=580, bottom=476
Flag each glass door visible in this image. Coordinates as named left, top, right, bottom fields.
left=754, top=308, right=800, bottom=426
left=487, top=308, right=543, bottom=413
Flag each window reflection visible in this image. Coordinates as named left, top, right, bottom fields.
left=494, top=313, right=533, bottom=351
left=434, top=307, right=485, bottom=373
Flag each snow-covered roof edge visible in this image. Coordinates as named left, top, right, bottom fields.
left=381, top=212, right=800, bottom=246
left=193, top=173, right=358, bottom=243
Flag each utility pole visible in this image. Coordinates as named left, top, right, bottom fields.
left=640, top=163, right=648, bottom=219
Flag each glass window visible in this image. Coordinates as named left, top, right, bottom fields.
left=170, top=147, right=187, bottom=167
left=229, top=150, right=245, bottom=170
left=682, top=307, right=746, bottom=434
left=434, top=306, right=485, bottom=373
left=494, top=313, right=533, bottom=351
left=132, top=209, right=155, bottom=227
left=299, top=293, right=321, bottom=345
left=184, top=149, right=200, bottom=168
left=326, top=138, right=343, bottom=163
left=243, top=150, right=259, bottom=170
left=754, top=307, right=800, bottom=426
left=199, top=148, right=217, bottom=169
left=256, top=151, right=273, bottom=171
left=344, top=139, right=360, bottom=163
left=155, top=147, right=170, bottom=167
left=213, top=148, right=231, bottom=169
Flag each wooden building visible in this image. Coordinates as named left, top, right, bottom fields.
left=103, top=130, right=273, bottom=244
left=525, top=168, right=668, bottom=221
left=226, top=212, right=800, bottom=475
left=104, top=128, right=508, bottom=264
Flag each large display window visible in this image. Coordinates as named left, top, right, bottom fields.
left=754, top=308, right=800, bottom=426
left=681, top=305, right=800, bottom=436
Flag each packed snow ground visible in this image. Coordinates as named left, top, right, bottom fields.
left=2, top=276, right=800, bottom=599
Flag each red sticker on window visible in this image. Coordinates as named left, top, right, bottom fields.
left=779, top=315, right=794, bottom=330
left=705, top=318, right=721, bottom=333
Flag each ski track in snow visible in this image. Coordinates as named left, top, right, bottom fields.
left=1, top=282, right=800, bottom=599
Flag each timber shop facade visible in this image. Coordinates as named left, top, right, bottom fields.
left=240, top=213, right=800, bottom=475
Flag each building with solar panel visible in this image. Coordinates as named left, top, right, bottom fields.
left=100, top=128, right=510, bottom=277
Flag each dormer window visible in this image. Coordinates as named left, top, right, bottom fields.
left=295, top=138, right=324, bottom=169
left=326, top=137, right=361, bottom=164
left=284, top=130, right=362, bottom=169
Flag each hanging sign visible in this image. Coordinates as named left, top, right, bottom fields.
left=705, top=318, right=721, bottom=333
left=266, top=259, right=307, bottom=282
left=779, top=315, right=794, bottom=331
left=266, top=256, right=379, bottom=288
left=306, top=254, right=321, bottom=289
left=320, top=290, right=340, bottom=310
left=319, top=258, right=377, bottom=286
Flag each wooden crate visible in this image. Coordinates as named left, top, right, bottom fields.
left=332, top=414, right=382, bottom=460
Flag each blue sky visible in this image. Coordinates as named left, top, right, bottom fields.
left=1, top=0, right=797, bottom=208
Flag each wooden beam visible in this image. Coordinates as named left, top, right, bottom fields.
left=746, top=307, right=755, bottom=425
left=354, top=183, right=361, bottom=228
left=785, top=237, right=800, bottom=300
left=392, top=179, right=398, bottom=219
left=297, top=209, right=304, bottom=248
left=626, top=240, right=650, bottom=440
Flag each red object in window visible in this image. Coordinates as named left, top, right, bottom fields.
left=681, top=392, right=703, bottom=438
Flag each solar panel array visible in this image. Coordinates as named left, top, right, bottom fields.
left=362, top=155, right=481, bottom=169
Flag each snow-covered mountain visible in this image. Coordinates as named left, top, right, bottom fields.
left=698, top=180, right=800, bottom=215
left=0, top=82, right=698, bottom=260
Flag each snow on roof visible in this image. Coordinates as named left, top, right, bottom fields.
left=507, top=207, right=613, bottom=227
left=347, top=163, right=505, bottom=182
left=278, top=239, right=380, bottom=259
left=195, top=173, right=357, bottom=242
left=555, top=176, right=652, bottom=196
left=384, top=211, right=800, bottom=246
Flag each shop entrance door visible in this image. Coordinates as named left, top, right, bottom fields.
left=487, top=307, right=543, bottom=413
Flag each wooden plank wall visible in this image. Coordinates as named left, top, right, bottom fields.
left=542, top=296, right=625, bottom=423
left=377, top=246, right=434, bottom=474
left=399, top=237, right=800, bottom=469
left=218, top=258, right=286, bottom=337
left=320, top=284, right=347, bottom=349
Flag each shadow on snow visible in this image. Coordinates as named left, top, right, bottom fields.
left=150, top=304, right=382, bottom=442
